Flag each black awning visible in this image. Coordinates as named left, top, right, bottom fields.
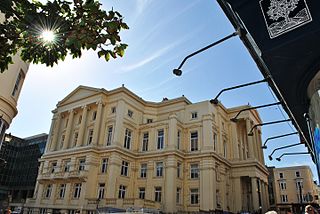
left=217, top=0, right=320, bottom=160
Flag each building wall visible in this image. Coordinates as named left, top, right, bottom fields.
left=25, top=86, right=269, bottom=214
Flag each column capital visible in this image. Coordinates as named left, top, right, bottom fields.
left=96, top=100, right=105, bottom=106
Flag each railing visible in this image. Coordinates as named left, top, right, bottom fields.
left=26, top=198, right=36, bottom=204
left=105, top=198, right=117, bottom=205
left=123, top=198, right=134, bottom=205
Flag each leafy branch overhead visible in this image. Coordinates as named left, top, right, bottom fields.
left=0, top=0, right=129, bottom=72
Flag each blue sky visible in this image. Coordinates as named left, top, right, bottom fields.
left=8, top=0, right=318, bottom=180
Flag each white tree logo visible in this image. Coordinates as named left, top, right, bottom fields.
left=267, top=0, right=299, bottom=23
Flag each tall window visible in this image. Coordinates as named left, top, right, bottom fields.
left=60, top=135, right=65, bottom=149
left=157, top=129, right=164, bottom=149
left=142, top=132, right=149, bottom=151
left=92, top=111, right=97, bottom=120
left=140, top=163, right=147, bottom=178
left=280, top=195, right=288, bottom=203
left=78, top=159, right=86, bottom=171
left=190, top=131, right=198, bottom=151
left=280, top=181, right=287, bottom=190
left=73, top=132, right=78, bottom=146
left=51, top=162, right=57, bottom=173
left=78, top=115, right=82, bottom=124
left=101, top=158, right=108, bottom=173
left=177, top=130, right=181, bottom=149
left=73, top=183, right=82, bottom=198
left=191, top=112, right=198, bottom=119
left=121, top=161, right=129, bottom=176
left=223, top=140, right=227, bottom=158
left=296, top=181, right=303, bottom=189
left=111, top=107, right=116, bottom=114
left=177, top=162, right=181, bottom=178
left=156, top=162, right=163, bottom=177
left=64, top=160, right=71, bottom=172
left=124, top=129, right=132, bottom=149
left=213, top=133, right=217, bottom=151
left=296, top=171, right=300, bottom=177
left=87, top=129, right=93, bottom=145
left=106, top=126, right=113, bottom=146
left=155, top=187, right=162, bottom=202
left=190, top=188, right=199, bottom=204
left=12, top=70, right=23, bottom=97
left=176, top=188, right=181, bottom=204
left=139, top=187, right=145, bottom=199
left=118, top=185, right=126, bottom=199
left=128, top=110, right=133, bottom=117
left=45, top=184, right=52, bottom=198
left=98, top=183, right=105, bottom=199
left=190, top=163, right=199, bottom=179
left=279, top=172, right=284, bottom=179
left=59, top=184, right=66, bottom=199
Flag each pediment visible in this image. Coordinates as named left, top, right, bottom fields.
left=58, top=85, right=102, bottom=106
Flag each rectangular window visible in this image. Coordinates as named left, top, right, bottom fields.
left=176, top=188, right=181, bottom=204
left=279, top=172, right=284, bottom=179
left=157, top=129, right=164, bottom=150
left=78, top=115, right=82, bottom=124
left=155, top=187, right=162, bottom=202
left=73, top=183, right=82, bottom=198
left=101, top=158, right=108, bottom=173
left=296, top=181, right=303, bottom=190
left=156, top=162, right=163, bottom=177
left=191, top=112, right=198, bottom=119
left=78, top=159, right=85, bottom=171
left=296, top=171, right=300, bottom=177
left=190, top=188, right=199, bottom=204
left=64, top=160, right=71, bottom=172
left=213, top=133, right=217, bottom=151
left=51, top=162, right=57, bottom=173
left=111, top=107, right=116, bottom=113
left=59, top=184, right=66, bottom=199
left=60, top=135, right=65, bottom=149
left=142, top=132, right=149, bottom=151
left=280, top=194, right=288, bottom=203
left=12, top=71, right=23, bottom=97
left=223, top=140, right=227, bottom=158
left=140, top=163, right=147, bottom=178
left=73, top=132, right=78, bottom=147
left=177, top=130, right=181, bottom=149
left=106, top=126, right=113, bottom=146
left=147, top=119, right=153, bottom=123
left=190, top=131, right=198, bottom=151
left=118, top=185, right=126, bottom=199
left=92, top=111, right=97, bottom=121
left=139, top=187, right=145, bottom=199
left=45, top=184, right=52, bottom=198
left=121, top=161, right=129, bottom=176
left=177, top=162, right=181, bottom=178
left=280, top=181, right=287, bottom=190
left=87, top=129, right=93, bottom=145
left=128, top=110, right=133, bottom=118
left=98, top=183, right=105, bottom=199
left=190, top=163, right=199, bottom=179
left=124, top=129, right=132, bottom=149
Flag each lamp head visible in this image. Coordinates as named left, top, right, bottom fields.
left=248, top=132, right=254, bottom=136
left=173, top=69, right=182, bottom=76
left=210, top=98, right=219, bottom=105
left=268, top=155, right=273, bottom=161
left=230, top=118, right=238, bottom=123
left=261, top=145, right=267, bottom=149
left=276, top=157, right=281, bottom=161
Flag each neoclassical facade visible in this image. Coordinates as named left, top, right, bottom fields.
left=25, top=86, right=269, bottom=213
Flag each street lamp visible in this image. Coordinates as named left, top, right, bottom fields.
left=173, top=28, right=246, bottom=76
left=261, top=132, right=299, bottom=149
left=275, top=152, right=309, bottom=161
left=268, top=142, right=303, bottom=161
left=247, top=119, right=291, bottom=136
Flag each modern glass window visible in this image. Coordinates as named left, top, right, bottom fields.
left=78, top=159, right=86, bottom=171
left=177, top=130, right=181, bottom=149
left=296, top=171, right=301, bottom=177
left=118, top=185, right=126, bottom=199
left=128, top=110, right=133, bottom=118
left=73, top=183, right=82, bottom=198
left=98, top=183, right=105, bottom=199
left=106, top=126, right=113, bottom=146
left=280, top=181, right=287, bottom=190
left=64, top=160, right=71, bottom=172
left=213, top=133, right=217, bottom=151
left=156, top=162, right=163, bottom=177
left=73, top=132, right=78, bottom=146
left=59, top=184, right=66, bottom=199
left=101, top=158, right=108, bottom=173
left=12, top=71, right=23, bottom=97
left=45, top=184, right=52, bottom=198
left=139, top=187, right=145, bottom=199
left=157, top=129, right=164, bottom=149
left=87, top=129, right=93, bottom=145
left=155, top=187, right=162, bottom=202
left=124, top=129, right=132, bottom=149
left=191, top=112, right=198, bottom=119
left=190, top=163, right=199, bottom=179
left=190, top=188, right=199, bottom=204
left=176, top=188, right=181, bottom=204
left=51, top=162, right=57, bottom=173
left=177, top=162, right=181, bottom=178
left=121, top=161, right=129, bottom=176
left=92, top=111, right=97, bottom=120
left=140, top=163, right=147, bottom=178
left=142, top=132, right=149, bottom=151
left=190, top=131, right=198, bottom=151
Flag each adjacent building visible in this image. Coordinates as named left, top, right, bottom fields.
left=0, top=134, right=48, bottom=213
left=268, top=165, right=319, bottom=214
left=25, top=85, right=269, bottom=214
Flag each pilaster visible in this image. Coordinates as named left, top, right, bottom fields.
left=63, top=110, right=75, bottom=149
left=77, top=105, right=88, bottom=147
left=167, top=114, right=177, bottom=150
left=246, top=119, right=254, bottom=159
left=202, top=114, right=213, bottom=151
left=164, top=156, right=177, bottom=213
left=50, top=113, right=61, bottom=151
left=92, top=101, right=104, bottom=146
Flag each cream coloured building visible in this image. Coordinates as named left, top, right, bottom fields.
left=25, top=85, right=269, bottom=214
left=268, top=166, right=319, bottom=214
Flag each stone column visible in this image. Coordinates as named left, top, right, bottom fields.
left=113, top=100, right=125, bottom=146
left=246, top=119, right=254, bottom=159
left=164, top=156, right=176, bottom=213
left=200, top=159, right=216, bottom=211
left=63, top=110, right=74, bottom=149
left=233, top=177, right=242, bottom=212
left=50, top=113, right=61, bottom=151
left=106, top=154, right=121, bottom=198
left=257, top=130, right=265, bottom=164
left=77, top=105, right=88, bottom=147
left=92, top=101, right=104, bottom=146
left=45, top=114, right=56, bottom=153
left=202, top=114, right=213, bottom=151
left=231, top=122, right=240, bottom=160
left=251, top=177, right=260, bottom=211
left=167, top=114, right=177, bottom=150
left=253, top=128, right=259, bottom=160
